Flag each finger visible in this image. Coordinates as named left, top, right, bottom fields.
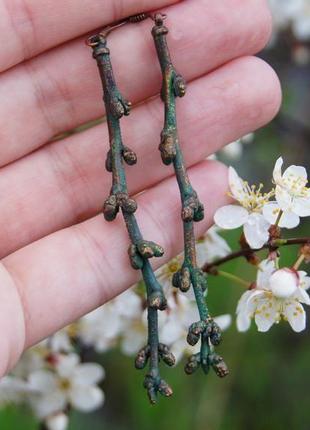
left=0, top=0, right=273, bottom=166
left=1, top=160, right=229, bottom=374
left=0, top=0, right=180, bottom=72
left=0, top=56, right=281, bottom=258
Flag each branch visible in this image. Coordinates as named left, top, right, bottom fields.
left=89, top=34, right=174, bottom=403
left=152, top=14, right=228, bottom=379
left=203, top=237, right=310, bottom=272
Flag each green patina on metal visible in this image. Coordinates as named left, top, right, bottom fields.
left=88, top=32, right=175, bottom=404
left=151, top=13, right=229, bottom=378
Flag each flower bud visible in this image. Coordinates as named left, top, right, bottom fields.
left=121, top=197, right=138, bottom=214
left=111, top=97, right=131, bottom=119
left=158, top=379, right=173, bottom=398
left=182, top=205, right=195, bottom=222
left=184, top=354, right=200, bottom=375
left=174, top=75, right=187, bottom=98
left=269, top=268, right=299, bottom=299
left=173, top=267, right=191, bottom=292
left=135, top=346, right=150, bottom=370
left=128, top=245, right=144, bottom=270
left=148, top=291, right=167, bottom=310
left=105, top=150, right=113, bottom=172
left=123, top=147, right=137, bottom=166
left=143, top=375, right=157, bottom=404
left=194, top=201, right=205, bottom=222
left=158, top=344, right=176, bottom=367
left=137, top=241, right=164, bottom=259
left=210, top=321, right=222, bottom=346
left=159, top=134, right=177, bottom=165
left=209, top=354, right=229, bottom=378
left=111, top=98, right=126, bottom=119
left=187, top=321, right=206, bottom=346
left=103, top=195, right=119, bottom=221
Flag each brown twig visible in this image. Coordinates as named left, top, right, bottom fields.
left=203, top=237, right=310, bottom=272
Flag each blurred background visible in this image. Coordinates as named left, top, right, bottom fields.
left=1, top=2, right=310, bottom=429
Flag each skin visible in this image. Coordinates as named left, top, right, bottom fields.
left=0, top=0, right=281, bottom=375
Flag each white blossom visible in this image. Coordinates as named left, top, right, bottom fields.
left=196, top=226, right=231, bottom=266
left=79, top=289, right=142, bottom=353
left=214, top=167, right=273, bottom=249
left=28, top=354, right=104, bottom=420
left=221, top=133, right=255, bottom=160
left=264, top=157, right=310, bottom=227
left=0, top=376, right=37, bottom=405
left=11, top=346, right=46, bottom=380
left=237, top=259, right=310, bottom=333
left=221, top=140, right=243, bottom=160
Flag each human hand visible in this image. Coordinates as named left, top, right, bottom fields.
left=0, top=0, right=281, bottom=375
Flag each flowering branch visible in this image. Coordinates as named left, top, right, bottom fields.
left=152, top=14, right=228, bottom=378
left=204, top=237, right=310, bottom=273
left=89, top=33, right=175, bottom=403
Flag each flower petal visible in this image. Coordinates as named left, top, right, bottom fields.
left=214, top=314, right=232, bottom=331
left=120, top=329, right=146, bottom=356
left=73, top=364, right=105, bottom=386
left=283, top=300, right=306, bottom=332
left=257, top=259, right=276, bottom=290
left=56, top=355, right=79, bottom=379
left=30, top=392, right=67, bottom=420
left=222, top=141, right=243, bottom=160
left=299, top=272, right=310, bottom=290
left=214, top=205, right=248, bottom=230
left=196, top=226, right=231, bottom=266
left=236, top=290, right=263, bottom=332
left=46, top=413, right=69, bottom=430
left=236, top=311, right=252, bottom=332
left=273, top=157, right=283, bottom=183
left=28, top=370, right=58, bottom=394
left=293, top=287, right=310, bottom=305
left=70, top=385, right=104, bottom=412
left=275, top=186, right=293, bottom=211
left=291, top=195, right=310, bottom=217
left=263, top=202, right=300, bottom=228
left=228, top=167, right=246, bottom=202
left=160, top=318, right=184, bottom=345
left=254, top=297, right=278, bottom=332
left=283, top=165, right=307, bottom=182
left=243, top=213, right=270, bottom=249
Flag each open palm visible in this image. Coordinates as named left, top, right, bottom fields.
left=0, top=0, right=281, bottom=375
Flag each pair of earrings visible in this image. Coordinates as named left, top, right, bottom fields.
left=87, top=12, right=228, bottom=404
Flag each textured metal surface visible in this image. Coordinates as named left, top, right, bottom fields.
left=152, top=13, right=229, bottom=378
left=89, top=31, right=174, bottom=404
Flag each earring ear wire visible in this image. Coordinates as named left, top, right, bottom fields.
left=86, top=12, right=167, bottom=45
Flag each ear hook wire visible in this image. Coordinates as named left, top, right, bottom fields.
left=86, top=12, right=167, bottom=46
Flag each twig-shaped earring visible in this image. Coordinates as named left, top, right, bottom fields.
left=151, top=13, right=229, bottom=378
left=87, top=19, right=175, bottom=403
